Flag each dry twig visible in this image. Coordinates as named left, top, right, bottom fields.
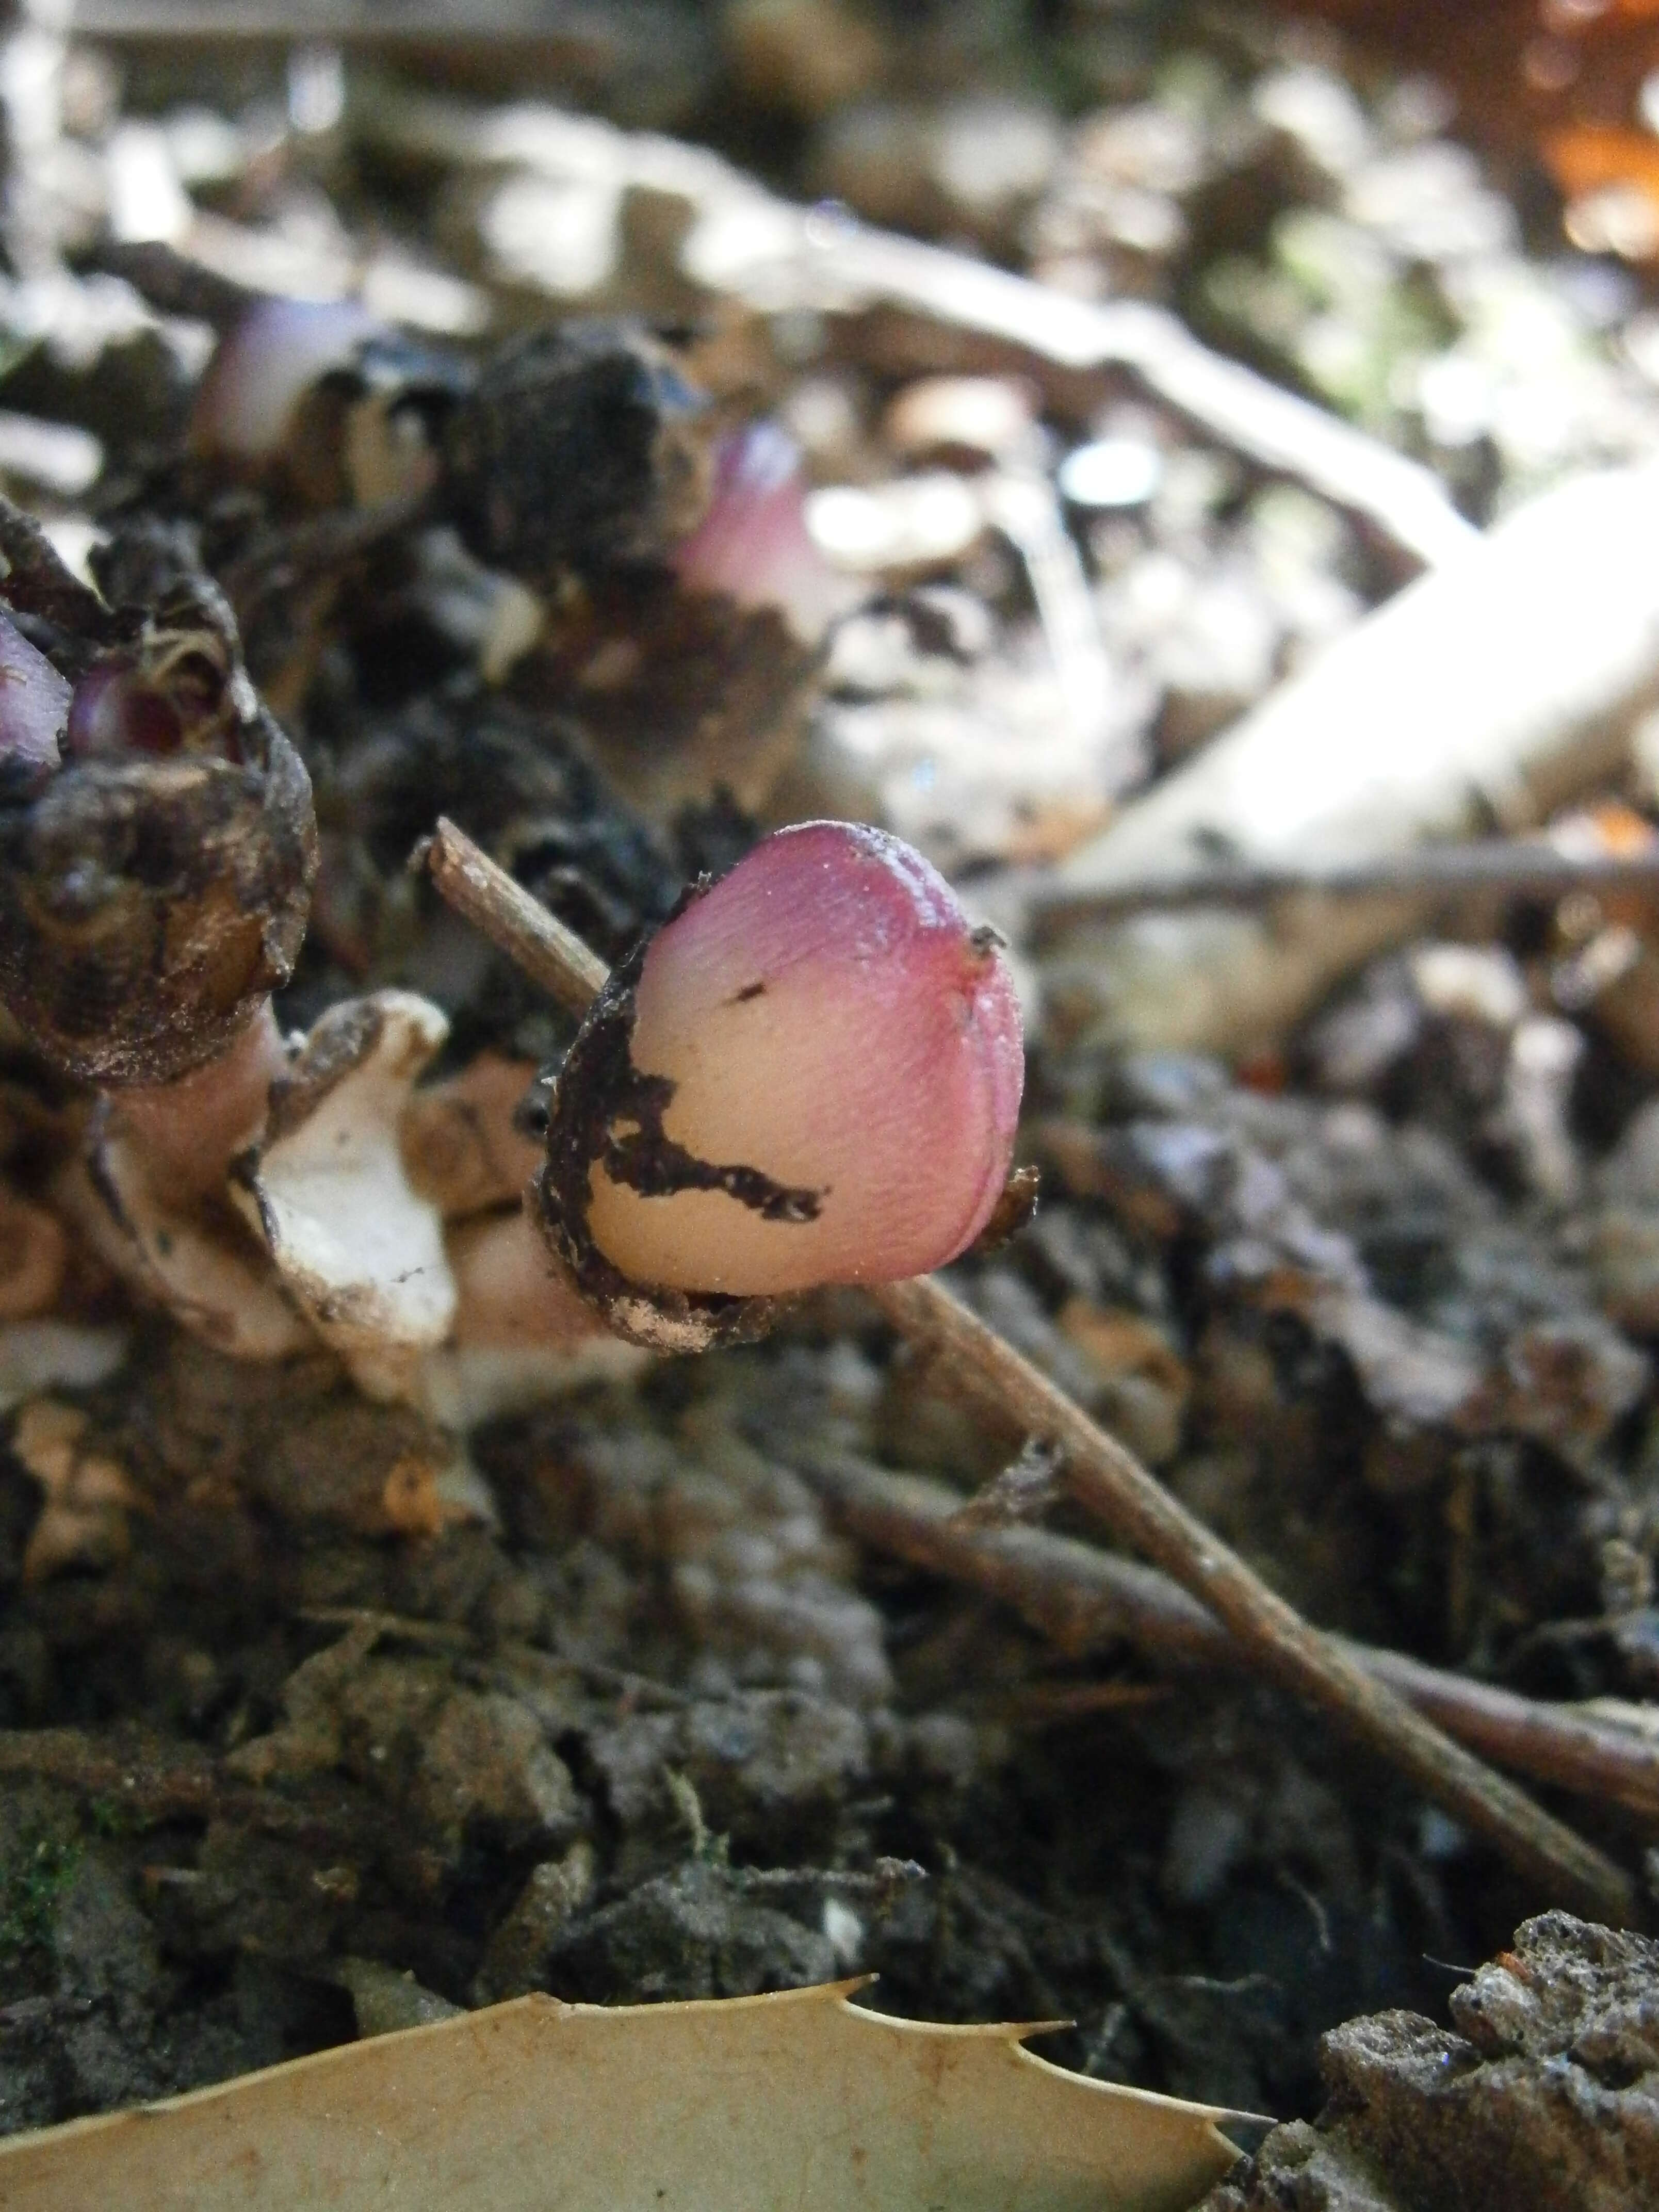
left=424, top=818, right=1637, bottom=1926
left=1027, top=838, right=1659, bottom=937
left=870, top=1274, right=1634, bottom=1924
left=343, top=87, right=1474, bottom=576
left=418, top=817, right=610, bottom=1016
left=792, top=1447, right=1659, bottom=1827
left=774, top=226, right=1477, bottom=573
left=74, top=31, right=1476, bottom=566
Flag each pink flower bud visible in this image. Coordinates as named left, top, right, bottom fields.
left=190, top=296, right=383, bottom=461
left=0, top=610, right=69, bottom=776
left=62, top=639, right=251, bottom=766
left=63, top=656, right=185, bottom=761
left=558, top=820, right=1024, bottom=1305
left=669, top=422, right=843, bottom=644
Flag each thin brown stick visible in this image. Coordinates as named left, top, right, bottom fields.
left=869, top=1274, right=1635, bottom=1924
left=791, top=227, right=1477, bottom=571
left=793, top=1446, right=1659, bottom=1826
left=1353, top=1650, right=1659, bottom=1824
left=425, top=815, right=1637, bottom=1925
left=418, top=817, right=610, bottom=1016
left=1025, top=838, right=1659, bottom=938
left=86, top=238, right=264, bottom=330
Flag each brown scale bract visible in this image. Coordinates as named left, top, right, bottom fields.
left=0, top=726, right=315, bottom=1086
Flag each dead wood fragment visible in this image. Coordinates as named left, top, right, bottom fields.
left=418, top=816, right=610, bottom=1015
left=1203, top=1912, right=1659, bottom=2212
left=426, top=817, right=1638, bottom=1927
left=1038, top=462, right=1659, bottom=1055
left=1028, top=837, right=1659, bottom=938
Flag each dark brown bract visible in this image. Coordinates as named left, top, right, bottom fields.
left=533, top=911, right=785, bottom=1355
left=0, top=706, right=315, bottom=1085
left=441, top=320, right=716, bottom=579
left=0, top=506, right=318, bottom=1087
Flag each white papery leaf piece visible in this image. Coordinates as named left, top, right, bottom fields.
left=235, top=990, right=456, bottom=1401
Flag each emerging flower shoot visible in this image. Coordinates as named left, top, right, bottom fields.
left=441, top=320, right=714, bottom=576
left=540, top=821, right=1024, bottom=1343
left=669, top=421, right=843, bottom=645
left=189, top=295, right=385, bottom=462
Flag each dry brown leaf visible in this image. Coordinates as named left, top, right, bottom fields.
left=0, top=1978, right=1240, bottom=2212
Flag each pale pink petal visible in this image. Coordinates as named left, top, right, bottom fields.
left=190, top=296, right=382, bottom=460
left=670, top=422, right=844, bottom=643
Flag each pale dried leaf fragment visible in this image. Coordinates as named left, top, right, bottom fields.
left=401, top=1051, right=543, bottom=1221
left=67, top=1140, right=307, bottom=1362
left=0, top=1978, right=1240, bottom=2212
left=0, top=1185, right=65, bottom=1321
left=13, top=1396, right=140, bottom=1580
left=235, top=990, right=457, bottom=1402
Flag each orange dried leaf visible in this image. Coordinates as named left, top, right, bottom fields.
left=1544, top=122, right=1659, bottom=202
